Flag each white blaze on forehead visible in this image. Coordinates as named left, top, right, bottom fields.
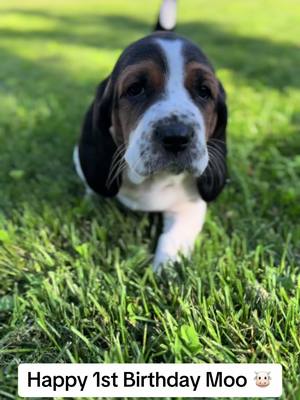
left=154, top=38, right=205, bottom=126
left=157, top=38, right=185, bottom=96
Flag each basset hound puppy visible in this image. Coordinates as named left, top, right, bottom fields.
left=74, top=0, right=228, bottom=271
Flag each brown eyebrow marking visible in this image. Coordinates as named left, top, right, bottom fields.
left=184, top=62, right=220, bottom=139
left=117, top=60, right=164, bottom=97
left=112, top=60, right=166, bottom=147
left=185, top=61, right=219, bottom=98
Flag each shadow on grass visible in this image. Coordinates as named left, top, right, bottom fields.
left=0, top=10, right=300, bottom=89
left=0, top=45, right=86, bottom=211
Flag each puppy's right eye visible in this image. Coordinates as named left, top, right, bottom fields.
left=126, top=82, right=145, bottom=97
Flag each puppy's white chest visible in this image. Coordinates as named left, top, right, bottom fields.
left=117, top=171, right=199, bottom=212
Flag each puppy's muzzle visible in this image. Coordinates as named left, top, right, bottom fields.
left=154, top=120, right=195, bottom=153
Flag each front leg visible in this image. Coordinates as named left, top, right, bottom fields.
left=153, top=199, right=207, bottom=271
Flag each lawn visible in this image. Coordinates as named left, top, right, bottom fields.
left=0, top=0, right=299, bottom=398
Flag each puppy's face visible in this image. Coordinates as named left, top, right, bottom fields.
left=107, top=32, right=224, bottom=183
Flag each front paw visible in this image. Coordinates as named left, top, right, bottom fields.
left=152, top=233, right=192, bottom=272
left=152, top=250, right=179, bottom=272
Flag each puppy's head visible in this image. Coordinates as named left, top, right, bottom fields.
left=83, top=31, right=227, bottom=200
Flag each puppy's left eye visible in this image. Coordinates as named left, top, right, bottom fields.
left=197, top=84, right=212, bottom=100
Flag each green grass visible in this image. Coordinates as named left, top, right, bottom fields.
left=0, top=0, right=299, bottom=398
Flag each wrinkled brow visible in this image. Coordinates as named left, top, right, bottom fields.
left=117, top=60, right=165, bottom=96
left=185, top=61, right=219, bottom=98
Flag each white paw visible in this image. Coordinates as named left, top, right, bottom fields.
left=152, top=199, right=207, bottom=273
left=152, top=233, right=193, bottom=272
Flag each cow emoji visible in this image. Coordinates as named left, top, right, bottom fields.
left=255, top=371, right=271, bottom=387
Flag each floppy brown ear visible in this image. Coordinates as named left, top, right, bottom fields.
left=197, top=81, right=228, bottom=202
left=77, top=76, right=121, bottom=197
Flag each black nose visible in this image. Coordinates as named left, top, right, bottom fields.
left=154, top=122, right=194, bottom=153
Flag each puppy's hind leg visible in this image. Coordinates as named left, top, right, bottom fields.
left=153, top=199, right=207, bottom=272
left=73, top=145, right=95, bottom=196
